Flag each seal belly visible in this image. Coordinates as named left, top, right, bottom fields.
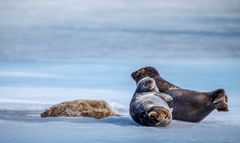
left=130, top=93, right=172, bottom=126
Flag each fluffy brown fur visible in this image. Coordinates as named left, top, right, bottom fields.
left=41, top=100, right=116, bottom=119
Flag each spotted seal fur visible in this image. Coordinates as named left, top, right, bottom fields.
left=130, top=77, right=173, bottom=126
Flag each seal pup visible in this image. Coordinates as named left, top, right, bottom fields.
left=41, top=100, right=116, bottom=119
left=130, top=77, right=173, bottom=127
left=131, top=66, right=229, bottom=122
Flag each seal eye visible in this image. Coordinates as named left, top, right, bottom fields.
left=139, top=80, right=149, bottom=91
left=142, top=82, right=148, bottom=89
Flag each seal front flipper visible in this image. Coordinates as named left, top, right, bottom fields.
left=155, top=93, right=173, bottom=102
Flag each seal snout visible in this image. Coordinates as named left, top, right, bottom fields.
left=131, top=71, right=138, bottom=80
left=146, top=78, right=155, bottom=90
left=147, top=106, right=172, bottom=127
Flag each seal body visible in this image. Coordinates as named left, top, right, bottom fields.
left=41, top=100, right=116, bottom=119
left=131, top=67, right=229, bottom=122
left=130, top=77, right=173, bottom=127
left=166, top=88, right=228, bottom=122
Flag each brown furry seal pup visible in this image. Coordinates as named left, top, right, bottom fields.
left=130, top=77, right=173, bottom=127
left=131, top=66, right=229, bottom=122
left=41, top=100, right=116, bottom=119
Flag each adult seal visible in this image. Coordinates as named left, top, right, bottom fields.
left=130, top=77, right=173, bottom=127
left=131, top=66, right=229, bottom=122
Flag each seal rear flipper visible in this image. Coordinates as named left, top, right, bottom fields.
left=147, top=106, right=172, bottom=127
left=211, top=89, right=229, bottom=112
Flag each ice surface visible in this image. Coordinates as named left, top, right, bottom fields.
left=0, top=109, right=240, bottom=143
left=0, top=59, right=239, bottom=143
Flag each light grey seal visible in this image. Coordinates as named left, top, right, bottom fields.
left=130, top=77, right=173, bottom=127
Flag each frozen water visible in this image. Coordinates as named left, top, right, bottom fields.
left=0, top=59, right=239, bottom=143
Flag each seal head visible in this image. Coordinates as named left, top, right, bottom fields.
left=136, top=76, right=158, bottom=92
left=131, top=67, right=159, bottom=83
left=132, top=66, right=179, bottom=92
